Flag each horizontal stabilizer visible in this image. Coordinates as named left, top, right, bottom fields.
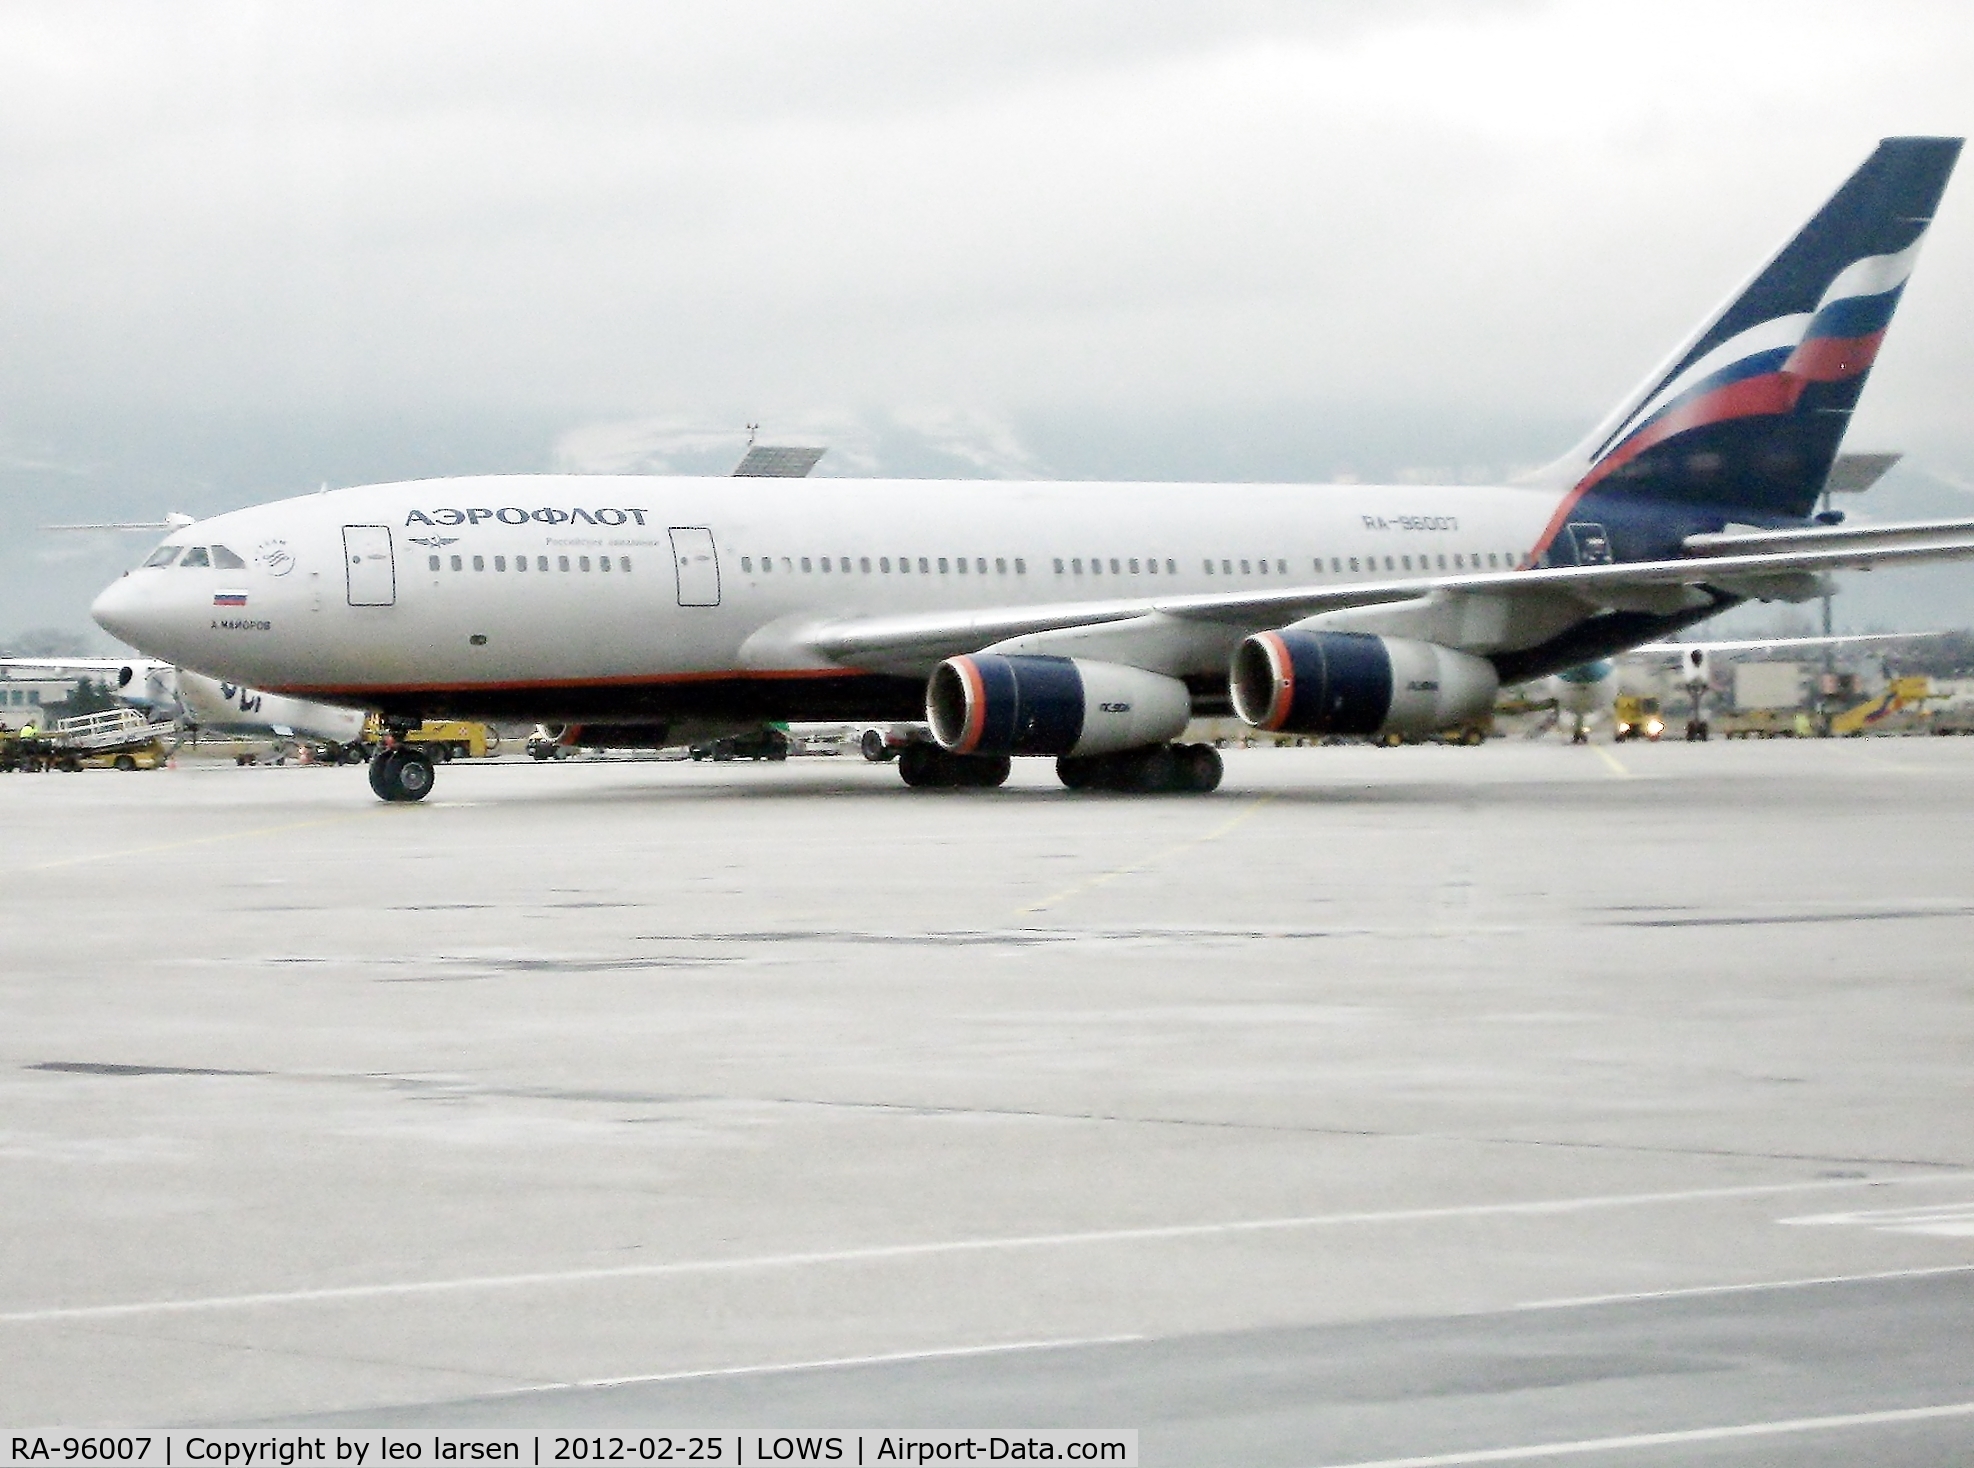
left=732, top=445, right=826, bottom=478
left=1822, top=451, right=1903, bottom=494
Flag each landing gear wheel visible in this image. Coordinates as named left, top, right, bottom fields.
left=898, top=742, right=949, bottom=788
left=899, top=744, right=1009, bottom=789
left=1180, top=743, right=1223, bottom=793
left=861, top=729, right=895, bottom=763
left=368, top=747, right=436, bottom=802
left=1056, top=754, right=1101, bottom=790
left=957, top=754, right=1011, bottom=788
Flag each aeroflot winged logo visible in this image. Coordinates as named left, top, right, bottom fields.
left=405, top=506, right=651, bottom=528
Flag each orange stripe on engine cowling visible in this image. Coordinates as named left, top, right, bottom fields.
left=956, top=656, right=988, bottom=754
left=1261, top=631, right=1293, bottom=732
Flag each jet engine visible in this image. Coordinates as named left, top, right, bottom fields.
left=927, top=655, right=1192, bottom=757
left=1229, top=631, right=1498, bottom=738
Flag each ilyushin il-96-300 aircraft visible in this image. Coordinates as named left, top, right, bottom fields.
left=93, top=137, right=1974, bottom=802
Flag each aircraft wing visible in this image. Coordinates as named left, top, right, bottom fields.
left=808, top=518, right=1974, bottom=668
left=1629, top=631, right=1947, bottom=656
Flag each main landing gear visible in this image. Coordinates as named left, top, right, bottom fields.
left=368, top=743, right=436, bottom=802
left=898, top=743, right=1012, bottom=788
left=1058, top=742, right=1222, bottom=794
left=895, top=741, right=1222, bottom=794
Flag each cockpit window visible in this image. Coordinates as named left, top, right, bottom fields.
left=209, top=544, right=246, bottom=569
left=144, top=545, right=182, bottom=568
left=179, top=546, right=211, bottom=568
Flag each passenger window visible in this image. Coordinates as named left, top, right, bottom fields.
left=1015, top=558, right=1027, bottom=574
left=801, top=557, right=812, bottom=572
left=451, top=555, right=463, bottom=572
left=995, top=557, right=1007, bottom=574
left=558, top=555, right=570, bottom=571
left=956, top=558, right=967, bottom=574
left=1072, top=558, right=1083, bottom=574
left=496, top=556, right=507, bottom=572
left=819, top=557, right=830, bottom=573
left=539, top=556, right=550, bottom=572
left=1222, top=559, right=1232, bottom=574
left=879, top=557, right=890, bottom=573
left=210, top=545, right=247, bottom=569
left=860, top=557, right=871, bottom=573
left=741, top=556, right=752, bottom=572
left=1277, top=559, right=1287, bottom=574
left=600, top=556, right=611, bottom=571
left=579, top=556, right=590, bottom=572
left=1401, top=555, right=1411, bottom=571
left=472, top=555, right=484, bottom=571
left=1436, top=554, right=1446, bottom=571
left=1145, top=559, right=1156, bottom=574
left=1487, top=553, right=1498, bottom=568
left=622, top=555, right=632, bottom=572
left=1349, top=557, right=1360, bottom=572
left=1129, top=558, right=1140, bottom=574
left=1091, top=559, right=1101, bottom=575
left=180, top=547, right=211, bottom=568
left=144, top=546, right=182, bottom=568
left=1054, top=558, right=1065, bottom=574
left=428, top=555, right=441, bottom=572
left=1385, top=556, right=1395, bottom=571
left=1240, top=560, right=1250, bottom=574
left=1165, top=559, right=1176, bottom=575
left=1109, top=558, right=1120, bottom=574
left=938, top=557, right=949, bottom=573
left=918, top=557, right=929, bottom=573
left=1203, top=560, right=1214, bottom=574
left=1453, top=553, right=1463, bottom=569
left=517, top=556, right=528, bottom=572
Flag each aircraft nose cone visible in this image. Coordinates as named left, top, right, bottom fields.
left=91, top=573, right=160, bottom=651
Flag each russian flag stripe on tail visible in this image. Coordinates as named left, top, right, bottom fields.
left=1529, top=137, right=1962, bottom=559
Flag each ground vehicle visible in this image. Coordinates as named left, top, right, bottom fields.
left=688, top=726, right=790, bottom=762
left=364, top=716, right=494, bottom=761
left=1612, top=695, right=1664, bottom=742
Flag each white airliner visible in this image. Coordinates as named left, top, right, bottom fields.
left=1541, top=631, right=1943, bottom=742
left=91, top=137, right=1974, bottom=802
left=0, top=657, right=367, bottom=754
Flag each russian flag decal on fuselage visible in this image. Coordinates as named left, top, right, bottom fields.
left=213, top=591, right=248, bottom=608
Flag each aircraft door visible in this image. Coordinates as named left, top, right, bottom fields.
left=669, top=527, right=721, bottom=607
left=343, top=525, right=397, bottom=606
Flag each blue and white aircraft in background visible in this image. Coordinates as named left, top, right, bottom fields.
left=90, top=137, right=1974, bottom=801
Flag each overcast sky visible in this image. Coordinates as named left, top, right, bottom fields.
left=6, top=0, right=1974, bottom=642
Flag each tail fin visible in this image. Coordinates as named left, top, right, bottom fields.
left=1534, top=136, right=1961, bottom=539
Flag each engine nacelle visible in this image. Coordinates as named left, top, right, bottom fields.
left=927, top=655, right=1192, bottom=757
left=1229, top=631, right=1499, bottom=738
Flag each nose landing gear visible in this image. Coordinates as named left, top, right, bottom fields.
left=368, top=743, right=436, bottom=802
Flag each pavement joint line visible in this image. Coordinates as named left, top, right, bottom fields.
left=491, top=1333, right=1148, bottom=1397
left=27, top=809, right=389, bottom=871
left=1304, top=1399, right=1974, bottom=1467
left=1590, top=746, right=1631, bottom=779
left=1016, top=793, right=1276, bottom=913
left=4, top=1173, right=1967, bottom=1325
left=1514, top=1261, right=1974, bottom=1311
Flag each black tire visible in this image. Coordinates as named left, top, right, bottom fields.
left=959, top=754, right=1012, bottom=788
left=1056, top=754, right=1101, bottom=790
left=429, top=743, right=451, bottom=762
left=1118, top=744, right=1176, bottom=793
left=899, top=742, right=948, bottom=788
left=114, top=754, right=136, bottom=772
left=1181, top=743, right=1223, bottom=793
left=368, top=748, right=402, bottom=799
